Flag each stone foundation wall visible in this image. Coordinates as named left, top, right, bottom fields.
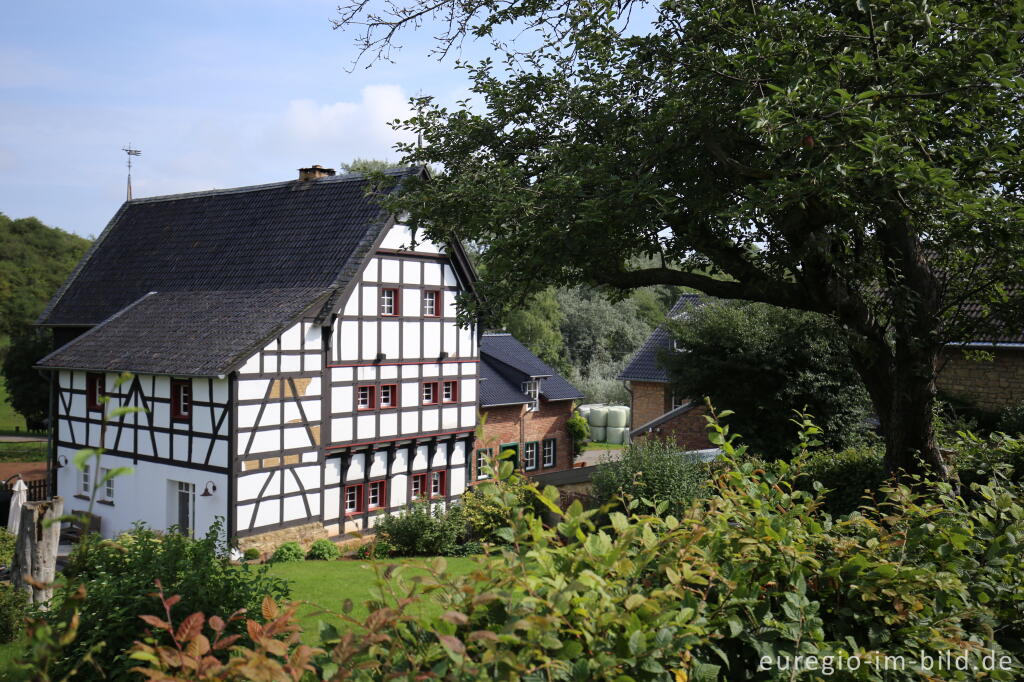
left=937, top=347, right=1024, bottom=413
left=235, top=521, right=330, bottom=558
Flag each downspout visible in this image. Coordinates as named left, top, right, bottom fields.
left=623, top=380, right=634, bottom=429
left=46, top=370, right=56, bottom=498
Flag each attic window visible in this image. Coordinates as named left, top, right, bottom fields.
left=522, top=380, right=540, bottom=412
left=86, top=373, right=105, bottom=412
left=171, top=380, right=192, bottom=422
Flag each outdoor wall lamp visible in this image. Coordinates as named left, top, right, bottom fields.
left=55, top=454, right=68, bottom=469
left=200, top=481, right=217, bottom=497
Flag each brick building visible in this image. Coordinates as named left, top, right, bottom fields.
left=474, top=334, right=584, bottom=480
left=619, top=294, right=714, bottom=451
left=937, top=344, right=1024, bottom=413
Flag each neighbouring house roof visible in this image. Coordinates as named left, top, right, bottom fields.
left=34, top=168, right=455, bottom=377
left=37, top=288, right=330, bottom=376
left=618, top=293, right=706, bottom=383
left=478, top=333, right=584, bottom=408
left=629, top=400, right=701, bottom=438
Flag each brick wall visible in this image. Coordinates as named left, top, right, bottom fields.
left=630, top=381, right=669, bottom=429
left=937, top=347, right=1024, bottom=412
left=475, top=399, right=575, bottom=479
left=633, top=405, right=713, bottom=451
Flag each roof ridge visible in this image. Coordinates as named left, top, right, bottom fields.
left=125, top=167, right=417, bottom=205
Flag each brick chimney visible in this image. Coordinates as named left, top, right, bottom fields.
left=298, top=165, right=336, bottom=181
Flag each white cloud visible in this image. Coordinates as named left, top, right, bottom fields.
left=283, top=85, right=415, bottom=156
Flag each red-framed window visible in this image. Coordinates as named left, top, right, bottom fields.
left=422, top=290, right=440, bottom=317
left=379, top=384, right=397, bottom=409
left=368, top=480, right=387, bottom=510
left=411, top=473, right=427, bottom=500
left=421, top=381, right=439, bottom=405
left=430, top=470, right=447, bottom=498
left=542, top=438, right=557, bottom=468
left=357, top=385, right=376, bottom=410
left=344, top=484, right=364, bottom=515
left=523, top=442, right=539, bottom=471
left=442, top=380, right=458, bottom=403
left=380, top=288, right=399, bottom=316
left=86, top=372, right=104, bottom=412
left=171, top=379, right=192, bottom=422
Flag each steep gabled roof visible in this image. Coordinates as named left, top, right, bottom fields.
left=37, top=288, right=330, bottom=376
left=38, top=169, right=417, bottom=327
left=618, top=293, right=706, bottom=383
left=34, top=168, right=452, bottom=376
left=479, top=333, right=584, bottom=407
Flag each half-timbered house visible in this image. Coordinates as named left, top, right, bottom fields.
left=36, top=166, right=478, bottom=552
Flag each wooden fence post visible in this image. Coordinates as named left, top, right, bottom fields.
left=11, top=496, right=64, bottom=607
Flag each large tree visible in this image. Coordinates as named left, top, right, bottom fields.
left=338, top=0, right=1024, bottom=479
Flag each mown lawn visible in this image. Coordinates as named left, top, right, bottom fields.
left=0, top=555, right=484, bottom=673
left=0, top=440, right=47, bottom=463
left=268, top=556, right=481, bottom=642
left=583, top=441, right=625, bottom=452
left=0, top=380, right=26, bottom=432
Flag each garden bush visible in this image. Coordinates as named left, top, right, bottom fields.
left=0, top=582, right=28, bottom=643
left=354, top=536, right=396, bottom=559
left=269, top=541, right=306, bottom=563
left=45, top=519, right=289, bottom=680
left=591, top=437, right=710, bottom=515
left=0, top=527, right=14, bottom=567
left=459, top=472, right=534, bottom=542
left=787, top=444, right=888, bottom=516
left=997, top=400, right=1024, bottom=437
left=242, top=547, right=261, bottom=561
left=306, top=538, right=340, bottom=561
left=375, top=501, right=466, bottom=557
left=566, top=411, right=590, bottom=457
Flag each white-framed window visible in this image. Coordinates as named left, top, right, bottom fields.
left=542, top=439, right=556, bottom=468
left=368, top=480, right=386, bottom=509
left=522, top=380, right=540, bottom=412
left=357, top=385, right=376, bottom=410
left=99, top=467, right=114, bottom=501
left=476, top=448, right=492, bottom=480
left=379, top=384, right=396, bottom=408
left=430, top=470, right=446, bottom=497
left=380, top=288, right=399, bottom=316
left=173, top=481, right=195, bottom=535
left=442, top=380, right=458, bottom=403
left=345, top=484, right=364, bottom=514
left=523, top=442, right=538, bottom=471
left=79, top=463, right=91, bottom=495
left=411, top=473, right=426, bottom=500
left=423, top=290, right=440, bottom=317
left=670, top=392, right=686, bottom=410
left=421, top=382, right=438, bottom=405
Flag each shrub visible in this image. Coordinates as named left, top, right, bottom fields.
left=375, top=502, right=466, bottom=557
left=788, top=444, right=888, bottom=516
left=47, top=519, right=289, bottom=679
left=460, top=473, right=533, bottom=542
left=566, top=411, right=590, bottom=458
left=0, top=582, right=28, bottom=643
left=590, top=438, right=710, bottom=515
left=306, top=539, right=340, bottom=561
left=0, top=527, right=14, bottom=567
left=354, top=536, right=396, bottom=560
left=997, top=400, right=1024, bottom=436
left=269, top=541, right=305, bottom=564
left=242, top=547, right=261, bottom=561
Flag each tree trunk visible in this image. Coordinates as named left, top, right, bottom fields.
left=851, top=343, right=951, bottom=483
left=11, top=496, right=64, bottom=607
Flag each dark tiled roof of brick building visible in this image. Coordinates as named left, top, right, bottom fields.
left=479, top=333, right=584, bottom=407
left=618, top=293, right=706, bottom=383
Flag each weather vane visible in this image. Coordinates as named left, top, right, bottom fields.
left=123, top=144, right=141, bottom=200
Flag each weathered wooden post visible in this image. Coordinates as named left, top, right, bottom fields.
left=12, top=496, right=64, bottom=607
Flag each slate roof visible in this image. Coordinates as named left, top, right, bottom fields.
left=37, top=288, right=330, bottom=376
left=36, top=168, right=422, bottom=376
left=618, top=293, right=706, bottom=382
left=479, top=333, right=584, bottom=407
left=39, top=169, right=415, bottom=327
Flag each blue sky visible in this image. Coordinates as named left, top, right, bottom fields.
left=0, top=1, right=485, bottom=237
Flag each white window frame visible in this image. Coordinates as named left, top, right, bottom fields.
left=79, top=463, right=91, bottom=495
left=379, top=384, right=396, bottom=408
left=423, top=290, right=439, bottom=317
left=357, top=385, right=375, bottom=410
left=430, top=470, right=445, bottom=497
left=476, top=448, right=491, bottom=480
left=542, top=439, right=556, bottom=468
left=523, top=442, right=538, bottom=471
left=522, top=380, right=540, bottom=412
left=422, top=382, right=437, bottom=405
left=99, top=466, right=114, bottom=501
left=175, top=481, right=195, bottom=535
left=381, top=288, right=398, bottom=316
left=345, top=485, right=362, bottom=514
left=368, top=480, right=385, bottom=509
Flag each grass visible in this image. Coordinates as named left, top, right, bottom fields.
left=0, top=381, right=26, bottom=433
left=268, top=556, right=481, bottom=642
left=583, top=441, right=626, bottom=451
left=0, top=441, right=47, bottom=463
left=0, top=555, right=482, bottom=673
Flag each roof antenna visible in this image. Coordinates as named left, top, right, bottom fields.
left=123, top=144, right=141, bottom=200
